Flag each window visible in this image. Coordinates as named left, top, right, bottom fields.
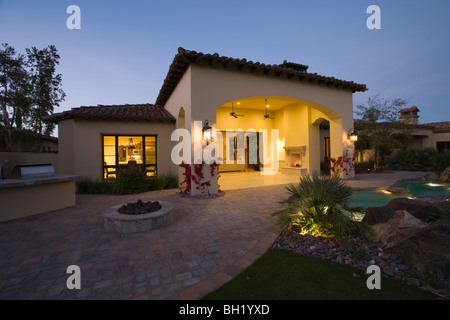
left=437, top=141, right=450, bottom=153
left=102, top=135, right=157, bottom=179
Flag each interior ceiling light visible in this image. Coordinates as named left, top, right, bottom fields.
left=230, top=101, right=244, bottom=118
left=264, top=99, right=274, bottom=120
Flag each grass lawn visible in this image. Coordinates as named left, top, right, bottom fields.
left=202, top=248, right=439, bottom=300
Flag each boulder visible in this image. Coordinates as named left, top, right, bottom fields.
left=439, top=166, right=450, bottom=182
left=362, top=205, right=398, bottom=225
left=389, top=219, right=450, bottom=276
left=366, top=210, right=428, bottom=249
left=387, top=197, right=443, bottom=222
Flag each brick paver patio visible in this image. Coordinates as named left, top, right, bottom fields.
left=0, top=171, right=427, bottom=300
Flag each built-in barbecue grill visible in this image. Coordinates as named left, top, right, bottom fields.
left=12, top=164, right=55, bottom=179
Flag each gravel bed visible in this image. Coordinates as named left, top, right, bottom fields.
left=272, top=228, right=449, bottom=299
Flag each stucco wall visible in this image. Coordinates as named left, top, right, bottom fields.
left=0, top=152, right=59, bottom=179
left=57, top=119, right=176, bottom=180
left=433, top=131, right=450, bottom=145
left=187, top=63, right=356, bottom=174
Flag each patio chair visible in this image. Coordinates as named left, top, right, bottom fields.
left=104, top=162, right=116, bottom=178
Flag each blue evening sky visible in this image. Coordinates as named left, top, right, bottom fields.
left=1, top=0, right=449, bottom=127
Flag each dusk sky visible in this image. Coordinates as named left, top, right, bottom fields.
left=1, top=0, right=449, bottom=129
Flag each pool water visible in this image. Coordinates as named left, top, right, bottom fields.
left=392, top=180, right=450, bottom=197
left=351, top=180, right=450, bottom=209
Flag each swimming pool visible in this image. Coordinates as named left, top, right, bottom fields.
left=392, top=180, right=450, bottom=197
left=351, top=180, right=450, bottom=209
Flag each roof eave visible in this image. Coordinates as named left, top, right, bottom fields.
left=155, top=47, right=368, bottom=107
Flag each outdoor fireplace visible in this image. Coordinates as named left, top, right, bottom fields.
left=289, top=153, right=302, bottom=168
left=282, top=146, right=308, bottom=176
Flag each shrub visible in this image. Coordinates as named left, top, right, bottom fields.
left=110, top=165, right=149, bottom=194
left=355, top=161, right=375, bottom=174
left=272, top=173, right=368, bottom=241
left=148, top=173, right=179, bottom=190
left=76, top=170, right=178, bottom=195
left=388, top=148, right=450, bottom=172
left=76, top=177, right=112, bottom=194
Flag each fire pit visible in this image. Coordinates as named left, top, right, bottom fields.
left=118, top=200, right=161, bottom=215
left=103, top=200, right=174, bottom=233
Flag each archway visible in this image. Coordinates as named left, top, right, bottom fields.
left=215, top=95, right=343, bottom=177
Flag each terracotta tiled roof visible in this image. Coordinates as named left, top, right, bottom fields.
left=42, top=104, right=176, bottom=123
left=421, top=121, right=450, bottom=133
left=155, top=47, right=368, bottom=107
left=399, top=106, right=420, bottom=113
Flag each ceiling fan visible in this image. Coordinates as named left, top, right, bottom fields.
left=264, top=99, right=274, bottom=120
left=230, top=102, right=244, bottom=118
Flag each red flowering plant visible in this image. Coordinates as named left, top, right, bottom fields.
left=328, top=156, right=343, bottom=177
left=179, top=162, right=192, bottom=194
left=328, top=150, right=356, bottom=178
left=179, top=159, right=220, bottom=194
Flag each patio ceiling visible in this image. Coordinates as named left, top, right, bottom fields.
left=217, top=96, right=304, bottom=112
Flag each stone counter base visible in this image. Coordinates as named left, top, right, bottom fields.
left=103, top=200, right=175, bottom=233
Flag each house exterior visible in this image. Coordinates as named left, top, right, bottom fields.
left=44, top=47, right=367, bottom=195
left=43, top=104, right=176, bottom=180
left=352, top=106, right=450, bottom=163
left=391, top=106, right=450, bottom=152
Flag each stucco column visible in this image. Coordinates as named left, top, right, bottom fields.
left=329, top=117, right=356, bottom=180
left=189, top=100, right=219, bottom=196
left=329, top=117, right=345, bottom=179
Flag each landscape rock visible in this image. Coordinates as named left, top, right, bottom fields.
left=366, top=210, right=428, bottom=249
left=388, top=219, right=450, bottom=282
left=272, top=228, right=450, bottom=298
left=387, top=197, right=443, bottom=222
left=362, top=205, right=398, bottom=225
left=439, top=166, right=450, bottom=182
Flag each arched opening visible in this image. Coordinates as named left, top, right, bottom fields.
left=215, top=95, right=340, bottom=177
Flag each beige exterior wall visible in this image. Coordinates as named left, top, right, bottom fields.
left=187, top=63, right=356, bottom=176
left=433, top=131, right=450, bottom=146
left=57, top=119, right=176, bottom=180
left=164, top=67, right=192, bottom=132
left=0, top=152, right=59, bottom=179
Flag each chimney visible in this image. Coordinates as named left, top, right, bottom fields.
left=399, top=106, right=420, bottom=124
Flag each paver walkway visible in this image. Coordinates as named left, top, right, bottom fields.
left=0, top=171, right=427, bottom=300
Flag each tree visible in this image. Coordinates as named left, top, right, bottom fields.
left=26, top=45, right=65, bottom=136
left=0, top=43, right=29, bottom=151
left=355, top=94, right=413, bottom=171
left=0, top=43, right=65, bottom=151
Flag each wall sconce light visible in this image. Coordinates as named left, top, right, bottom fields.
left=202, top=120, right=212, bottom=145
left=348, top=128, right=358, bottom=143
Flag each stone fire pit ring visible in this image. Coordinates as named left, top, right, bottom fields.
left=103, top=200, right=175, bottom=233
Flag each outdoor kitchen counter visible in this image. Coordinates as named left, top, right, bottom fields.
left=0, top=174, right=80, bottom=222
left=0, top=174, right=80, bottom=189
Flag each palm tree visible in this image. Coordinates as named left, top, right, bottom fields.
left=272, top=172, right=368, bottom=240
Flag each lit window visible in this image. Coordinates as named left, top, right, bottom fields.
left=102, top=135, right=157, bottom=179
